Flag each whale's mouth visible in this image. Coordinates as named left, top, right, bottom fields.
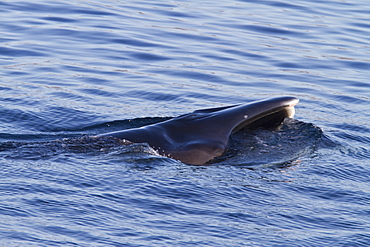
left=285, top=97, right=299, bottom=118
left=288, top=98, right=299, bottom=107
left=233, top=98, right=299, bottom=133
left=243, top=107, right=295, bottom=130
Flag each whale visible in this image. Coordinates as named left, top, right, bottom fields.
left=99, top=96, right=299, bottom=165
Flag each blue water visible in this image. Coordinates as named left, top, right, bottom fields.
left=1, top=0, right=370, bottom=246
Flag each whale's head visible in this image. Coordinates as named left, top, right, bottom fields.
left=100, top=96, right=300, bottom=165
left=215, top=96, right=299, bottom=133
left=234, top=96, right=299, bottom=131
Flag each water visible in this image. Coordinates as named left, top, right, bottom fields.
left=1, top=0, right=369, bottom=246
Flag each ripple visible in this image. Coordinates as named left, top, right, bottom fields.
left=0, top=47, right=46, bottom=57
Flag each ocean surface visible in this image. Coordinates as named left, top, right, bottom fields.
left=1, top=0, right=369, bottom=246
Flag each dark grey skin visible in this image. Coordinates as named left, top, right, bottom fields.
left=99, top=96, right=299, bottom=165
